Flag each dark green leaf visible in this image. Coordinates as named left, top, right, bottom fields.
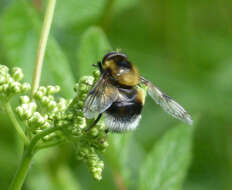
left=55, top=0, right=107, bottom=28
left=105, top=134, right=146, bottom=189
left=139, top=124, right=194, bottom=190
left=113, top=0, right=139, bottom=15
left=55, top=0, right=139, bottom=29
left=77, top=26, right=112, bottom=77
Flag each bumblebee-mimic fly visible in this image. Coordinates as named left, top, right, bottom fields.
left=83, top=52, right=193, bottom=133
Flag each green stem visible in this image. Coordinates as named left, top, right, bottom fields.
left=28, top=126, right=61, bottom=153
left=36, top=139, right=66, bottom=150
left=31, top=0, right=56, bottom=96
left=4, top=102, right=30, bottom=145
left=9, top=126, right=61, bottom=190
left=9, top=148, right=33, bottom=190
left=9, top=0, right=57, bottom=189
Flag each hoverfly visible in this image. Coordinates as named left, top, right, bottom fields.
left=83, top=52, right=193, bottom=133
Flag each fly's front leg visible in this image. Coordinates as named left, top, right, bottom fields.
left=85, top=113, right=102, bottom=132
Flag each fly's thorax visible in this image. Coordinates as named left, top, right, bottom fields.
left=118, top=88, right=137, bottom=101
left=102, top=54, right=140, bottom=87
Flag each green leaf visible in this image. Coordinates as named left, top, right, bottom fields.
left=105, top=134, right=146, bottom=189
left=139, top=124, right=194, bottom=190
left=55, top=0, right=139, bottom=29
left=0, top=0, right=75, bottom=97
left=55, top=0, right=107, bottom=28
left=52, top=0, right=139, bottom=78
left=113, top=0, right=139, bottom=15
left=77, top=26, right=112, bottom=77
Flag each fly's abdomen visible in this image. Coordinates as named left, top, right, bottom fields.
left=107, top=101, right=142, bottom=117
left=104, top=100, right=143, bottom=132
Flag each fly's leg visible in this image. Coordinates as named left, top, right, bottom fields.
left=85, top=113, right=102, bottom=132
left=104, top=129, right=109, bottom=134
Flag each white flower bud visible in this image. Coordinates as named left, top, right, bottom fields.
left=57, top=98, right=67, bottom=110
left=35, top=91, right=43, bottom=98
left=0, top=76, right=6, bottom=84
left=80, top=76, right=94, bottom=85
left=12, top=82, right=21, bottom=93
left=21, top=103, right=29, bottom=110
left=32, top=112, right=44, bottom=124
left=47, top=85, right=60, bottom=94
left=0, top=65, right=9, bottom=73
left=41, top=121, right=50, bottom=129
left=35, top=129, right=43, bottom=134
left=38, top=86, right=47, bottom=95
left=41, top=96, right=49, bottom=105
left=20, top=96, right=30, bottom=104
left=26, top=110, right=33, bottom=118
left=93, top=173, right=102, bottom=181
left=43, top=135, right=50, bottom=141
left=98, top=162, right=104, bottom=168
left=29, top=102, right=37, bottom=111
left=21, top=83, right=31, bottom=92
left=16, top=107, right=24, bottom=117
left=12, top=67, right=24, bottom=81
left=48, top=100, right=56, bottom=109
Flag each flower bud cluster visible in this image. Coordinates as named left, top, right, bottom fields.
left=16, top=85, right=71, bottom=142
left=68, top=70, right=109, bottom=180
left=67, top=75, right=95, bottom=137
left=76, top=145, right=104, bottom=181
left=0, top=65, right=30, bottom=101
left=75, top=118, right=109, bottom=180
left=1, top=64, right=109, bottom=181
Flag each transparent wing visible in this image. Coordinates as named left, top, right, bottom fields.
left=141, top=77, right=193, bottom=125
left=83, top=75, right=119, bottom=119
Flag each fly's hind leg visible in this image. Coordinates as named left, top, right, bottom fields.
left=104, top=129, right=109, bottom=134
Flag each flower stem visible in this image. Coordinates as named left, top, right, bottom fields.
left=9, top=148, right=33, bottom=190
left=9, top=1, right=57, bottom=189
left=9, top=126, right=61, bottom=190
left=4, top=102, right=30, bottom=145
left=31, top=0, right=56, bottom=96
left=36, top=139, right=66, bottom=150
left=28, top=126, right=61, bottom=153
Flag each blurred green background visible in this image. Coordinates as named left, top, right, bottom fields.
left=0, top=0, right=232, bottom=189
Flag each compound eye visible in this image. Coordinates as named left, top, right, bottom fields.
left=118, top=60, right=131, bottom=69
